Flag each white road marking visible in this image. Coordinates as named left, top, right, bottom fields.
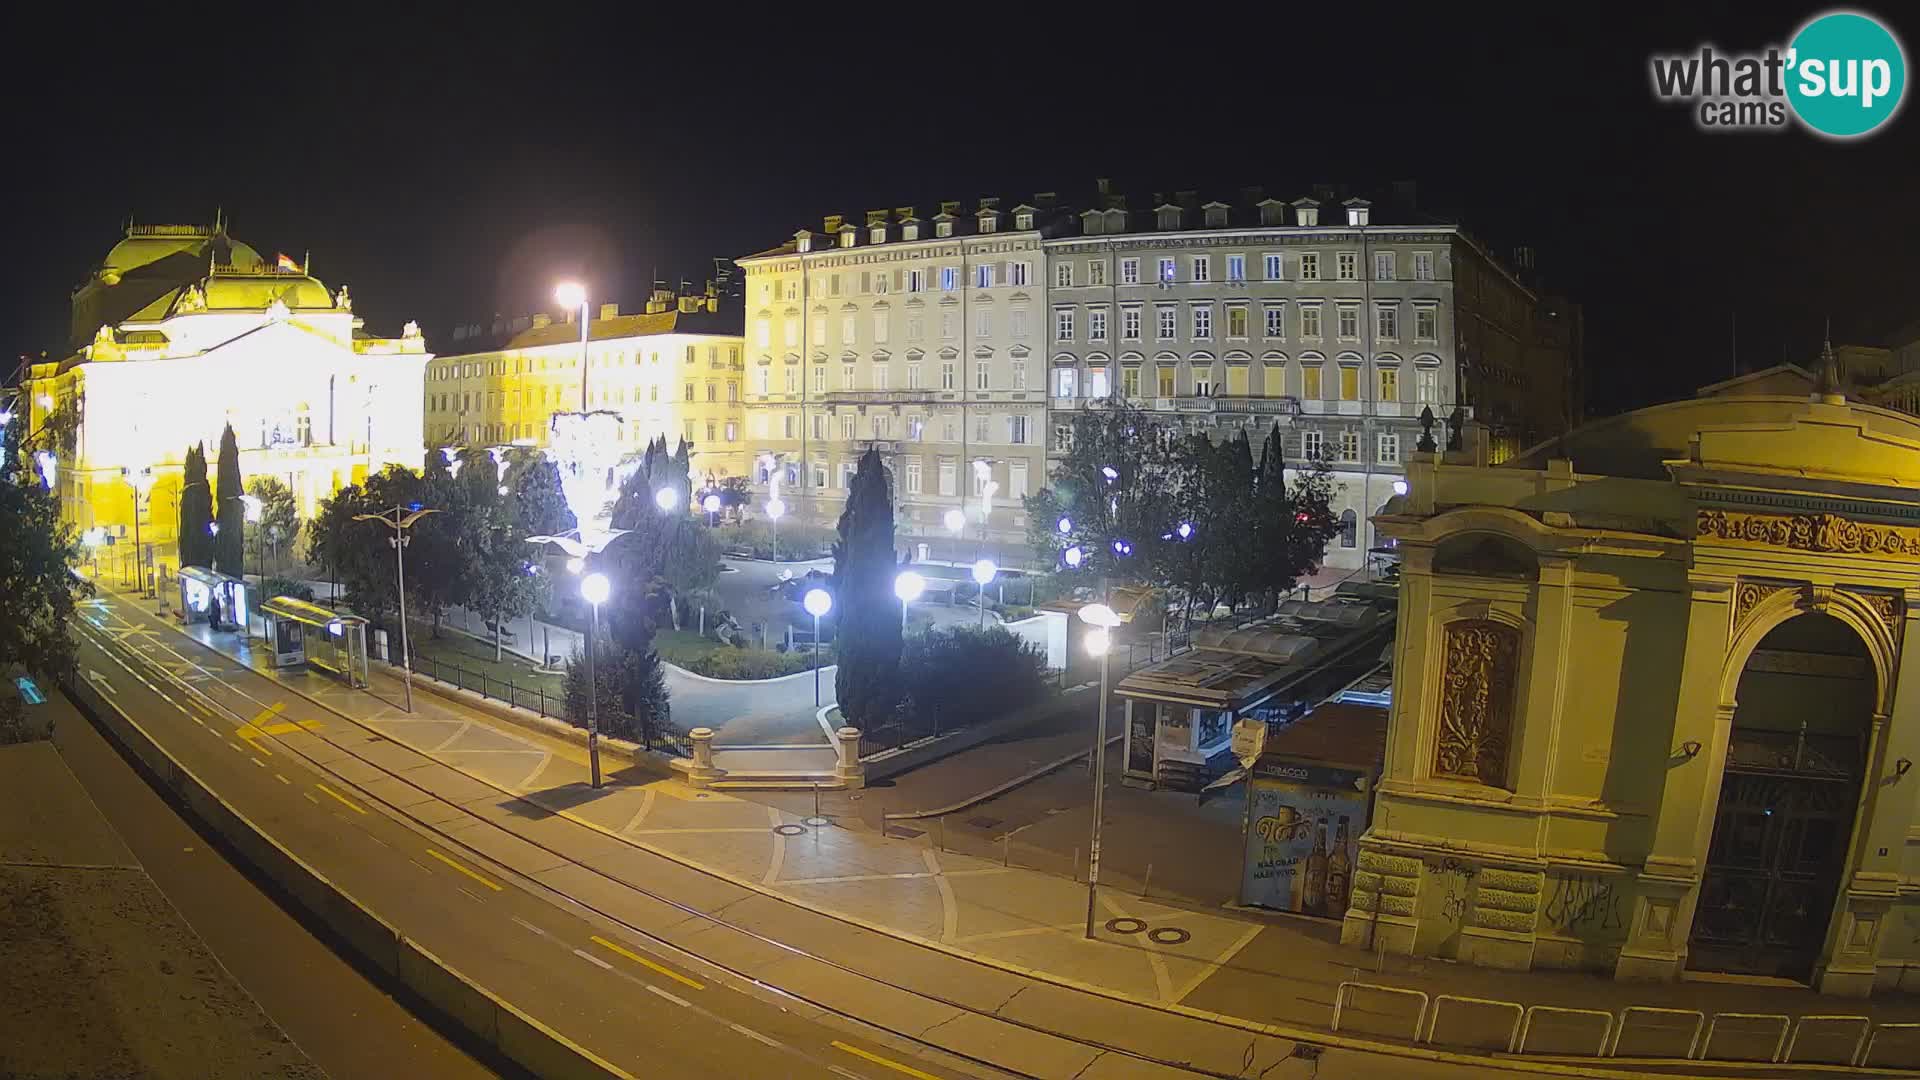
left=729, top=1023, right=783, bottom=1049
left=510, top=916, right=549, bottom=938
left=302, top=792, right=320, bottom=805
left=457, top=886, right=486, bottom=904
left=573, top=948, right=613, bottom=970
left=275, top=774, right=291, bottom=785
left=645, top=985, right=690, bottom=1007
left=250, top=758, right=266, bottom=768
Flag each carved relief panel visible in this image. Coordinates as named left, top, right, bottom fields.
left=1433, top=620, right=1521, bottom=786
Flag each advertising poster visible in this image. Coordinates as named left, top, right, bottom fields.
left=1241, top=759, right=1371, bottom=918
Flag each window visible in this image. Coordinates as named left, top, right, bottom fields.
left=974, top=414, right=990, bottom=444
left=1415, top=367, right=1438, bottom=404
left=1053, top=423, right=1074, bottom=451
left=1415, top=305, right=1439, bottom=342
left=1054, top=308, right=1075, bottom=342
left=1191, top=305, right=1213, bottom=340
left=1264, top=304, right=1285, bottom=339
left=908, top=416, right=924, bottom=440
left=707, top=382, right=717, bottom=402
left=841, top=415, right=855, bottom=440
left=1337, top=305, right=1359, bottom=340
left=1263, top=253, right=1283, bottom=281
left=1303, top=365, right=1323, bottom=399
left=685, top=421, right=698, bottom=443
left=755, top=320, right=771, bottom=348
left=873, top=364, right=889, bottom=390
left=975, top=310, right=992, bottom=337
left=1376, top=305, right=1399, bottom=341
left=1009, top=415, right=1029, bottom=444
left=1009, top=461, right=1029, bottom=498
left=979, top=215, right=998, bottom=235
left=685, top=382, right=696, bottom=401
left=784, top=414, right=796, bottom=438
left=1190, top=256, right=1210, bottom=282
left=1339, top=508, right=1357, bottom=548
left=1122, top=366, right=1141, bottom=397
left=1379, top=367, right=1399, bottom=401
left=941, top=362, right=956, bottom=389
left=1122, top=307, right=1141, bottom=341
left=873, top=313, right=889, bottom=344
left=756, top=367, right=770, bottom=394
left=1009, top=261, right=1030, bottom=286
left=841, top=315, right=856, bottom=342
left=1193, top=368, right=1213, bottom=396
left=1374, top=252, right=1394, bottom=281
left=907, top=268, right=925, bottom=292
left=1120, top=258, right=1140, bottom=285
left=1157, top=257, right=1176, bottom=284
left=906, top=316, right=923, bottom=340
left=1299, top=252, right=1320, bottom=281
left=976, top=263, right=995, bottom=289
left=784, top=318, right=800, bottom=347
left=1300, top=304, right=1323, bottom=339
left=1157, top=365, right=1175, bottom=396
left=940, top=266, right=957, bottom=291
left=1156, top=305, right=1177, bottom=340
left=1302, top=429, right=1324, bottom=460
left=1339, top=429, right=1360, bottom=461
left=1226, top=254, right=1245, bottom=282
left=706, top=420, right=716, bottom=442
left=976, top=361, right=990, bottom=390
left=942, top=417, right=956, bottom=442
left=940, top=312, right=955, bottom=339
left=1337, top=252, right=1357, bottom=281
left=908, top=361, right=922, bottom=388
left=840, top=460, right=856, bottom=488
left=1055, top=263, right=1073, bottom=287
left=1088, top=366, right=1110, bottom=398
left=1378, top=431, right=1400, bottom=464
left=1089, top=308, right=1108, bottom=341
left=939, top=461, right=957, bottom=495
left=818, top=366, right=831, bottom=394
left=1227, top=305, right=1249, bottom=339
left=1413, top=251, right=1435, bottom=281
left=813, top=413, right=826, bottom=440
left=1055, top=367, right=1078, bottom=399
left=906, top=459, right=922, bottom=493
left=812, top=461, right=827, bottom=488
left=1010, top=310, right=1027, bottom=338
left=1088, top=259, right=1106, bottom=286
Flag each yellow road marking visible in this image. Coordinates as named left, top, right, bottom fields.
left=258, top=719, right=322, bottom=736
left=589, top=934, right=704, bottom=990
left=313, top=782, right=367, bottom=815
left=425, top=848, right=502, bottom=891
left=832, top=1041, right=942, bottom=1080
left=235, top=702, right=287, bottom=755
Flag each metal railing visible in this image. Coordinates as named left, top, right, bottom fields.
left=408, top=652, right=692, bottom=757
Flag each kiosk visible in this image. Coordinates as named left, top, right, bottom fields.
left=258, top=596, right=370, bottom=688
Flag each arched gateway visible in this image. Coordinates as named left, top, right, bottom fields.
left=1347, top=360, right=1920, bottom=996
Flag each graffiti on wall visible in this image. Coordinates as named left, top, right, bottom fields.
left=1544, top=872, right=1626, bottom=938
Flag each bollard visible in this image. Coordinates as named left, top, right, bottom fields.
left=937, top=815, right=945, bottom=852
left=1141, top=863, right=1153, bottom=898
left=686, top=727, right=723, bottom=787
left=1003, top=833, right=1011, bottom=867
left=1073, top=846, right=1081, bottom=884
left=812, top=782, right=821, bottom=821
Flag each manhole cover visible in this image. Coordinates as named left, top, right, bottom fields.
left=886, top=825, right=926, bottom=839
left=1148, top=927, right=1192, bottom=946
left=966, top=816, right=1003, bottom=830
left=772, top=824, right=807, bottom=837
left=803, top=816, right=832, bottom=828
left=1105, top=917, right=1148, bottom=935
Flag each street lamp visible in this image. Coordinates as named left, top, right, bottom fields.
left=1392, top=479, right=1409, bottom=496
left=893, top=571, right=924, bottom=633
left=803, top=587, right=832, bottom=707
left=702, top=492, right=721, bottom=527
left=352, top=505, right=440, bottom=713
left=239, top=493, right=264, bottom=576
left=654, top=486, right=679, bottom=513
left=971, top=558, right=997, bottom=628
left=555, top=281, right=591, bottom=413
left=579, top=570, right=611, bottom=789
left=943, top=507, right=965, bottom=535
left=122, top=466, right=155, bottom=598
left=1077, top=601, right=1122, bottom=939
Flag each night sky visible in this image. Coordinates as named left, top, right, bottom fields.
left=6, top=5, right=1915, bottom=417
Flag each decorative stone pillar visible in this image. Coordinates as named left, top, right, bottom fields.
left=835, top=726, right=865, bottom=789
left=684, top=727, right=724, bottom=787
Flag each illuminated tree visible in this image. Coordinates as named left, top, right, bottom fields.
left=213, top=423, right=245, bottom=576
left=0, top=415, right=91, bottom=679
left=832, top=448, right=902, bottom=727
left=178, top=443, right=213, bottom=569
left=243, top=476, right=300, bottom=573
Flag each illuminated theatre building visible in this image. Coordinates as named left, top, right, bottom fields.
left=24, top=221, right=429, bottom=561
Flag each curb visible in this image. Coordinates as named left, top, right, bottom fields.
left=62, top=658, right=636, bottom=1080
left=883, top=733, right=1123, bottom=820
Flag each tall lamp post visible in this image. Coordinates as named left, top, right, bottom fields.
left=352, top=505, right=440, bottom=713
left=971, top=559, right=997, bottom=628
left=238, top=493, right=264, bottom=637
left=702, top=492, right=721, bottom=528
left=803, top=587, right=832, bottom=707
left=893, top=571, right=924, bottom=634
left=556, top=281, right=591, bottom=412
left=579, top=570, right=611, bottom=789
left=121, top=466, right=155, bottom=598
left=1078, top=601, right=1122, bottom=939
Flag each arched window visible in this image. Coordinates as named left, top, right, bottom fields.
left=1339, top=508, right=1357, bottom=548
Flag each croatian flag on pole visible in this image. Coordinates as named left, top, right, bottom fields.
left=275, top=253, right=301, bottom=273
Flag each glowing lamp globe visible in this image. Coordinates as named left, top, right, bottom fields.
left=1056, top=516, right=1072, bottom=535
left=803, top=588, right=833, bottom=618
left=971, top=559, right=997, bottom=586
left=554, top=281, right=587, bottom=309
left=702, top=494, right=722, bottom=514
left=765, top=498, right=785, bottom=521
left=894, top=571, right=926, bottom=603
left=1085, top=628, right=1111, bottom=658
left=654, top=487, right=679, bottom=512
left=1063, top=545, right=1084, bottom=569
left=1392, top=479, right=1409, bottom=496
left=943, top=508, right=966, bottom=533
left=580, top=571, right=611, bottom=606
left=1077, top=602, right=1121, bottom=629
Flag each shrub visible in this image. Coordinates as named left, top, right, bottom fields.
left=261, top=575, right=315, bottom=602
left=655, top=629, right=821, bottom=679
left=899, top=624, right=1049, bottom=731
left=0, top=695, right=53, bottom=744
left=713, top=520, right=835, bottom=562
left=563, top=627, right=672, bottom=743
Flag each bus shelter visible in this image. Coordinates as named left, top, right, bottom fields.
left=177, top=566, right=248, bottom=631
left=258, top=596, right=370, bottom=688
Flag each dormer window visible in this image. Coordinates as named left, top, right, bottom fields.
left=979, top=215, right=998, bottom=234
left=1081, top=210, right=1104, bottom=236
left=1345, top=199, right=1372, bottom=226
left=1156, top=206, right=1182, bottom=230
left=1294, top=200, right=1320, bottom=227
left=839, top=227, right=857, bottom=249
left=902, top=222, right=920, bottom=241
left=1258, top=201, right=1286, bottom=226
left=870, top=225, right=887, bottom=244
left=1016, top=211, right=1033, bottom=230
left=936, top=219, right=953, bottom=238
left=1203, top=203, right=1230, bottom=228
left=795, top=231, right=813, bottom=253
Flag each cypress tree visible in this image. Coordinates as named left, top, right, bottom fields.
left=831, top=448, right=902, bottom=727
left=179, top=443, right=213, bottom=569
left=213, top=423, right=245, bottom=576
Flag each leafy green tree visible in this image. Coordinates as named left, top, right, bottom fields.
left=831, top=448, right=902, bottom=728
left=0, top=417, right=92, bottom=678
left=213, top=423, right=245, bottom=577
left=1255, top=425, right=1340, bottom=605
left=509, top=457, right=575, bottom=540
left=243, top=476, right=300, bottom=574
left=608, top=436, right=718, bottom=631
left=1022, top=400, right=1180, bottom=585
left=897, top=625, right=1047, bottom=734
left=563, top=623, right=671, bottom=746
left=178, top=443, right=213, bottom=569
left=408, top=450, right=466, bottom=637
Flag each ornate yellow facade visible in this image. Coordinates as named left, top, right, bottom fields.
left=24, top=221, right=428, bottom=563
left=1353, top=370, right=1920, bottom=996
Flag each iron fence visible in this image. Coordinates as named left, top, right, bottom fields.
left=408, top=652, right=692, bottom=757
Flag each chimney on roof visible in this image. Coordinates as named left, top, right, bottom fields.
left=823, top=213, right=843, bottom=233
left=1095, top=177, right=1112, bottom=196
left=678, top=294, right=699, bottom=313
left=866, top=209, right=888, bottom=226
left=939, top=200, right=960, bottom=216
left=978, top=196, right=1000, bottom=210
left=531, top=313, right=552, bottom=330
left=1313, top=183, right=1337, bottom=201
left=598, top=302, right=619, bottom=320
left=1034, top=191, right=1057, bottom=208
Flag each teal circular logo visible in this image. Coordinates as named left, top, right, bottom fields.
left=1787, top=11, right=1907, bottom=138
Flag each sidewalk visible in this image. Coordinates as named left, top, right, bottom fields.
left=116, top=584, right=1920, bottom=1071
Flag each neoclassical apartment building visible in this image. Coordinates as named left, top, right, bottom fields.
left=735, top=200, right=1059, bottom=562
left=1045, top=182, right=1580, bottom=571
left=427, top=284, right=748, bottom=483
left=738, top=184, right=1581, bottom=569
